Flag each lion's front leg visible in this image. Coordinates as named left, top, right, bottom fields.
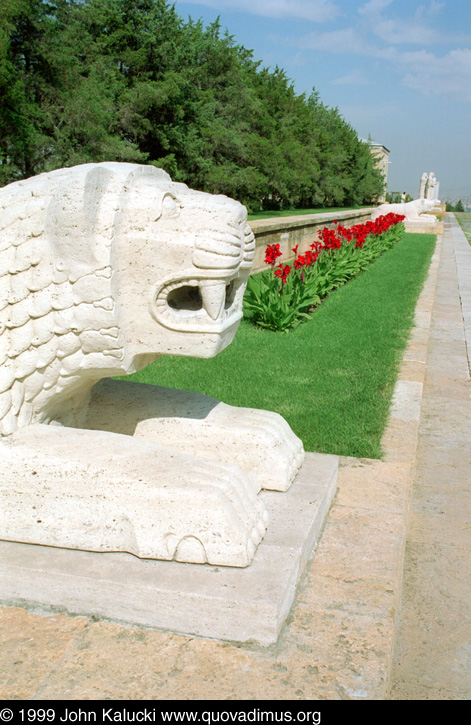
left=86, top=379, right=304, bottom=492
left=0, top=425, right=267, bottom=567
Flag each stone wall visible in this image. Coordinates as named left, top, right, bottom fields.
left=249, top=208, right=376, bottom=273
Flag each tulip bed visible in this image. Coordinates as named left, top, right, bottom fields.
left=244, top=214, right=405, bottom=331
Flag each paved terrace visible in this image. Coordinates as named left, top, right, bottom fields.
left=1, top=213, right=470, bottom=700
left=390, top=213, right=471, bottom=699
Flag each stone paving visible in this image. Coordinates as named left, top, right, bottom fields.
left=389, top=214, right=471, bottom=700
left=0, top=214, right=469, bottom=700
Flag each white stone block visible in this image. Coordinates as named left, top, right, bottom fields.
left=0, top=452, right=338, bottom=645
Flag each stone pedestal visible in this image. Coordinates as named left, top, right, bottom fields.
left=0, top=453, right=337, bottom=645
left=404, top=220, right=443, bottom=234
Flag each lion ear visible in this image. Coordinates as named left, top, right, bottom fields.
left=46, top=165, right=116, bottom=283
left=116, top=166, right=176, bottom=225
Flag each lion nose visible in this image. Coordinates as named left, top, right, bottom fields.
left=192, top=234, right=243, bottom=271
left=192, top=224, right=255, bottom=273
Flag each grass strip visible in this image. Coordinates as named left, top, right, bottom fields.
left=454, top=212, right=471, bottom=245
left=122, top=233, right=436, bottom=459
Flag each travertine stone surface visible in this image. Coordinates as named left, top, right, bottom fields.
left=0, top=452, right=338, bottom=646
left=0, top=163, right=304, bottom=567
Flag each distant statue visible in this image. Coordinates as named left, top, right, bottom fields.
left=419, top=172, right=428, bottom=199
left=0, top=163, right=304, bottom=567
left=427, top=172, right=436, bottom=200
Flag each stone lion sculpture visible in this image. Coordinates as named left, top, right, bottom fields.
left=372, top=198, right=437, bottom=224
left=0, top=163, right=304, bottom=567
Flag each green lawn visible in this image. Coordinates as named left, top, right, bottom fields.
left=123, top=233, right=436, bottom=459
left=455, top=212, right=471, bottom=244
left=248, top=205, right=372, bottom=221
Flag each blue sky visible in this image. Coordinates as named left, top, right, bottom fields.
left=174, top=0, right=471, bottom=202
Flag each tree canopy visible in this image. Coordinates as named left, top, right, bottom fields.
left=0, top=0, right=384, bottom=209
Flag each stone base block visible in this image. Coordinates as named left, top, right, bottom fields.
left=0, top=452, right=338, bottom=646
left=405, top=220, right=443, bottom=234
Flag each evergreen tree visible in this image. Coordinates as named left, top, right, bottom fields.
left=0, top=0, right=385, bottom=209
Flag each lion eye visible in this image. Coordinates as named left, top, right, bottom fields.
left=162, top=194, right=180, bottom=217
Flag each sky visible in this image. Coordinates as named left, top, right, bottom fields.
left=174, top=0, right=471, bottom=202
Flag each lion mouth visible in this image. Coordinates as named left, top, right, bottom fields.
left=152, top=274, right=245, bottom=332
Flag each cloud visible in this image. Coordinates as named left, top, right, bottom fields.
left=358, top=0, right=451, bottom=46
left=399, top=48, right=471, bottom=100
left=293, top=18, right=471, bottom=102
left=415, top=1, right=445, bottom=20
left=178, top=0, right=340, bottom=22
left=358, top=0, right=393, bottom=18
left=372, top=18, right=443, bottom=45
left=331, top=70, right=372, bottom=86
left=296, top=27, right=366, bottom=53
left=294, top=26, right=396, bottom=60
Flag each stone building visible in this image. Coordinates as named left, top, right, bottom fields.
left=363, top=140, right=390, bottom=202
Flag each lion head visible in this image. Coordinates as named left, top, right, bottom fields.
left=0, top=163, right=255, bottom=435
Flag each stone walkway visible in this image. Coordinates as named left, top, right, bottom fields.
left=389, top=214, right=471, bottom=699
left=0, top=214, right=469, bottom=700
